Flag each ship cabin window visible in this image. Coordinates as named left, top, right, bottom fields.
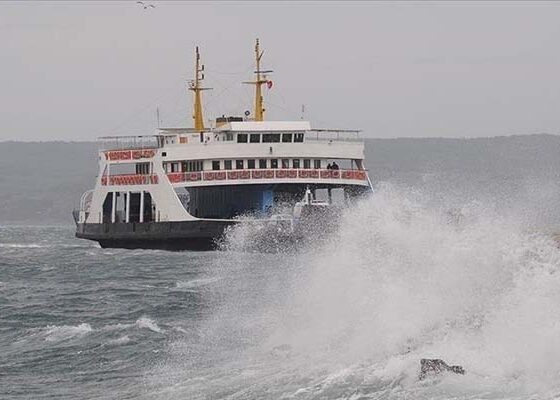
left=294, top=133, right=304, bottom=143
left=303, top=159, right=311, bottom=169
left=184, top=160, right=203, bottom=172
left=250, top=134, right=260, bottom=143
left=263, top=133, right=281, bottom=143
left=270, top=159, right=278, bottom=169
left=237, top=134, right=248, bottom=143
left=314, top=159, right=322, bottom=169
left=259, top=159, right=267, bottom=169
left=247, top=159, right=256, bottom=169
left=212, top=161, right=220, bottom=170
left=293, top=159, right=300, bottom=169
left=235, top=160, right=244, bottom=169
left=282, top=133, right=292, bottom=143
left=224, top=160, right=232, bottom=170
left=136, top=163, right=150, bottom=175
left=281, top=159, right=290, bottom=169
left=170, top=162, right=180, bottom=173
left=225, top=133, right=234, bottom=141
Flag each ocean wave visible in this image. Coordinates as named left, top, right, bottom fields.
left=151, top=183, right=560, bottom=399
left=136, top=317, right=164, bottom=333
left=107, top=335, right=131, bottom=346
left=43, top=323, right=93, bottom=342
left=0, top=243, right=47, bottom=249
left=175, top=277, right=220, bottom=290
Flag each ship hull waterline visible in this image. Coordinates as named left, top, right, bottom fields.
left=75, top=220, right=236, bottom=251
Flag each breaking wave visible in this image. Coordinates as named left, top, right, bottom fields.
left=135, top=317, right=164, bottom=333
left=151, top=183, right=560, bottom=399
left=43, top=323, right=93, bottom=342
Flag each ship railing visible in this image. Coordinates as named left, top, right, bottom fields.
left=305, top=129, right=362, bottom=142
left=98, top=135, right=161, bottom=151
left=74, top=189, right=94, bottom=224
left=100, top=174, right=159, bottom=186
left=166, top=168, right=369, bottom=184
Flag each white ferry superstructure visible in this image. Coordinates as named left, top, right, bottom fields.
left=74, top=40, right=372, bottom=250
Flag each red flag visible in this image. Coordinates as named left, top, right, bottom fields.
left=267, top=80, right=273, bottom=89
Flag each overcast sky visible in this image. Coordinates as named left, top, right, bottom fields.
left=2, top=1, right=560, bottom=141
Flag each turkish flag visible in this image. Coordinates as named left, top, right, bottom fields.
left=267, top=80, right=273, bottom=89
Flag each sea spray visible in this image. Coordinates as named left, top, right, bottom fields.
left=149, top=183, right=560, bottom=399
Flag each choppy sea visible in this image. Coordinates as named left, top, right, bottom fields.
left=3, top=183, right=560, bottom=399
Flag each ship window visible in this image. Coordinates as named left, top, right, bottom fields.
left=294, top=133, right=304, bottom=143
left=270, top=159, right=278, bottom=169
left=170, top=162, right=179, bottom=173
left=136, top=163, right=150, bottom=174
left=225, top=133, right=234, bottom=141
left=263, top=134, right=280, bottom=143
left=247, top=159, right=256, bottom=169
left=281, top=159, right=289, bottom=169
left=250, top=134, right=260, bottom=143
left=212, top=161, right=220, bottom=170
left=303, top=159, right=311, bottom=169
left=259, top=159, right=267, bottom=169
left=224, top=160, right=232, bottom=170
left=236, top=160, right=244, bottom=169
left=237, top=134, right=248, bottom=143
left=314, top=159, right=322, bottom=169
left=282, top=133, right=292, bottom=143
left=292, top=159, right=300, bottom=169
left=186, top=160, right=203, bottom=172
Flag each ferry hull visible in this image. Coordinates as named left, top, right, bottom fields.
left=75, top=220, right=235, bottom=251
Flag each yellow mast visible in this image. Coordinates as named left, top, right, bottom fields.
left=244, top=39, right=272, bottom=121
left=189, top=46, right=211, bottom=130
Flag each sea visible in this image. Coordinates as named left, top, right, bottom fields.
left=3, top=136, right=560, bottom=399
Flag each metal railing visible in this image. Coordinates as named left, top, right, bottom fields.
left=101, top=174, right=159, bottom=186
left=166, top=168, right=368, bottom=184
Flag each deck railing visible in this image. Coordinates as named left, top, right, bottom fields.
left=101, top=169, right=367, bottom=186
left=103, top=149, right=157, bottom=161
left=166, top=168, right=367, bottom=184
left=101, top=174, right=158, bottom=186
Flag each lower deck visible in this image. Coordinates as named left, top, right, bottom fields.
left=180, top=183, right=369, bottom=219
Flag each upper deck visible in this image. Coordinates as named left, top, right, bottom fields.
left=99, top=120, right=365, bottom=163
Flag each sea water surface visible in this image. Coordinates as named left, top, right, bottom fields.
left=3, top=183, right=560, bottom=399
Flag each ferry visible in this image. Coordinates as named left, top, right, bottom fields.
left=74, top=40, right=372, bottom=250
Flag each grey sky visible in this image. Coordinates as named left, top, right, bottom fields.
left=2, top=1, right=560, bottom=141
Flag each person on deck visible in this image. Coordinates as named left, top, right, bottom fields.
left=332, top=161, right=339, bottom=170
left=326, top=163, right=332, bottom=170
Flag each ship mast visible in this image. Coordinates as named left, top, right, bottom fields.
left=244, top=39, right=273, bottom=121
left=189, top=46, right=211, bottom=130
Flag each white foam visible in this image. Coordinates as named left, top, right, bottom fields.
left=43, top=323, right=92, bottom=342
left=136, top=317, right=164, bottom=333
left=107, top=335, right=131, bottom=345
left=0, top=243, right=46, bottom=248
left=152, top=183, right=560, bottom=398
left=175, top=277, right=220, bottom=290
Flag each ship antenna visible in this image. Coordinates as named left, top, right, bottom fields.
left=243, top=38, right=273, bottom=121
left=189, top=46, right=212, bottom=131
